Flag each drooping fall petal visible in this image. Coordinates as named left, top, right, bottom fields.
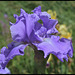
left=33, top=35, right=73, bottom=62
left=0, top=42, right=28, bottom=68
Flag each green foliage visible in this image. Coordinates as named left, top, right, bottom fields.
left=0, top=1, right=75, bottom=74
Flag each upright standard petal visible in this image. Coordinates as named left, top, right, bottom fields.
left=14, top=8, right=27, bottom=22
left=33, top=35, right=73, bottom=62
left=10, top=20, right=26, bottom=42
left=34, top=22, right=42, bottom=32
left=26, top=14, right=40, bottom=37
left=39, top=11, right=51, bottom=19
left=43, top=19, right=58, bottom=34
left=32, top=6, right=51, bottom=18
left=32, top=6, right=58, bottom=34
left=31, top=6, right=41, bottom=15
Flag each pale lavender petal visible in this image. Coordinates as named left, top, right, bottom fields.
left=7, top=44, right=27, bottom=58
left=20, top=8, right=26, bottom=16
left=0, top=67, right=11, bottom=74
left=0, top=54, right=5, bottom=64
left=47, top=28, right=58, bottom=34
left=34, top=22, right=42, bottom=31
left=0, top=42, right=28, bottom=68
left=26, top=14, right=40, bottom=37
left=14, top=8, right=26, bottom=21
left=39, top=11, right=51, bottom=19
left=38, top=11, right=51, bottom=26
left=29, top=30, right=43, bottom=43
left=45, top=19, right=58, bottom=34
left=13, top=14, right=18, bottom=20
left=10, top=8, right=27, bottom=25
left=10, top=8, right=41, bottom=43
left=60, top=38, right=73, bottom=58
left=1, top=47, right=6, bottom=54
left=10, top=20, right=26, bottom=42
left=32, top=6, right=58, bottom=34
left=9, top=21, right=14, bottom=26
left=33, top=35, right=73, bottom=62
left=32, top=6, right=51, bottom=18
left=31, top=6, right=41, bottom=15
left=43, top=19, right=58, bottom=29
left=35, top=26, right=47, bottom=38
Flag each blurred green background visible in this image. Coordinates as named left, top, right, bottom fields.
left=0, top=1, right=75, bottom=74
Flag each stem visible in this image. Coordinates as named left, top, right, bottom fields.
left=30, top=44, right=49, bottom=74
left=34, top=49, right=48, bottom=74
left=65, top=61, right=68, bottom=74
left=60, top=62, right=63, bottom=74
left=53, top=56, right=58, bottom=74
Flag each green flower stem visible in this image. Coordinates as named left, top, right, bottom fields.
left=60, top=62, right=63, bottom=74
left=53, top=56, right=58, bottom=73
left=31, top=44, right=48, bottom=74
left=65, top=61, right=68, bottom=74
left=30, top=44, right=49, bottom=74
left=34, top=50, right=47, bottom=74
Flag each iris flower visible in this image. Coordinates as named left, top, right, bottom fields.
left=0, top=6, right=73, bottom=69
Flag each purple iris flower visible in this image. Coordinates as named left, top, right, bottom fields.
left=0, top=6, right=73, bottom=69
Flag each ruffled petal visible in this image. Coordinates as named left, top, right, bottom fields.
left=0, top=54, right=5, bottom=64
left=10, top=20, right=26, bottom=42
left=35, top=26, right=47, bottom=38
left=32, top=6, right=51, bottom=18
left=33, top=35, right=73, bottom=62
left=20, top=8, right=26, bottom=16
left=45, top=19, right=58, bottom=34
left=9, top=21, right=14, bottom=26
left=9, top=8, right=26, bottom=26
left=34, top=22, right=42, bottom=31
left=10, top=8, right=44, bottom=43
left=46, top=19, right=58, bottom=29
left=60, top=38, right=73, bottom=58
left=29, top=30, right=43, bottom=43
left=39, top=11, right=51, bottom=19
left=26, top=14, right=40, bottom=37
left=0, top=67, right=11, bottom=74
left=32, top=6, right=58, bottom=34
left=0, top=42, right=28, bottom=68
left=47, top=27, right=58, bottom=34
left=31, top=6, right=41, bottom=15
left=13, top=14, right=18, bottom=21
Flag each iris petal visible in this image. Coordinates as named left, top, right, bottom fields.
left=35, top=26, right=47, bottom=38
left=34, top=22, right=42, bottom=31
left=43, top=19, right=58, bottom=34
left=26, top=14, right=40, bottom=37
left=33, top=35, right=73, bottom=62
left=0, top=42, right=28, bottom=68
left=32, top=6, right=58, bottom=35
left=31, top=6, right=41, bottom=15
left=10, top=20, right=26, bottom=42
left=29, top=30, right=43, bottom=43
left=0, top=67, right=11, bottom=74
